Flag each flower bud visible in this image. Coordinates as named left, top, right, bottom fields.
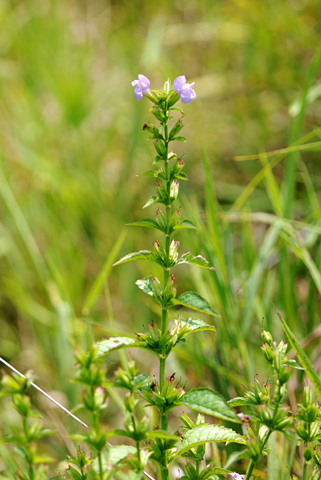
left=12, top=393, right=31, bottom=417
left=155, top=181, right=166, bottom=200
left=306, top=404, right=319, bottom=423
left=124, top=393, right=136, bottom=413
left=261, top=330, right=273, bottom=345
left=170, top=180, right=179, bottom=200
left=163, top=79, right=171, bottom=94
left=169, top=274, right=177, bottom=297
left=169, top=240, right=180, bottom=262
left=153, top=239, right=166, bottom=262
left=137, top=415, right=150, bottom=436
left=155, top=209, right=167, bottom=230
left=295, top=422, right=308, bottom=441
left=171, top=158, right=185, bottom=176
left=94, top=387, right=106, bottom=409
left=1, top=374, right=22, bottom=393
left=273, top=349, right=282, bottom=372
left=275, top=416, right=293, bottom=430
left=261, top=343, right=274, bottom=364
left=314, top=446, right=321, bottom=466
left=154, top=139, right=167, bottom=157
left=279, top=366, right=292, bottom=385
left=310, top=421, right=320, bottom=440
left=303, top=443, right=314, bottom=462
left=151, top=276, right=163, bottom=299
left=167, top=91, right=180, bottom=108
left=303, top=386, right=313, bottom=407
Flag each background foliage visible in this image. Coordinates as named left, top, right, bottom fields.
left=1, top=0, right=321, bottom=476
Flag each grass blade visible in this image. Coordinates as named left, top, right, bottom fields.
left=275, top=307, right=321, bottom=400
left=82, top=228, right=127, bottom=315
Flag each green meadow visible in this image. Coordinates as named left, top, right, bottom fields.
left=1, top=0, right=321, bottom=478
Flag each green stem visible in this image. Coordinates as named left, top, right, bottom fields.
left=302, top=461, right=307, bottom=480
left=98, top=452, right=103, bottom=480
left=245, top=429, right=272, bottom=480
left=196, top=459, right=200, bottom=476
left=159, top=110, right=171, bottom=480
left=23, top=417, right=35, bottom=480
left=244, top=459, right=255, bottom=480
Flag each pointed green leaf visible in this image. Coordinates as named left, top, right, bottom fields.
left=127, top=219, right=164, bottom=232
left=137, top=170, right=166, bottom=180
left=0, top=434, right=21, bottom=444
left=135, top=276, right=154, bottom=297
left=179, top=318, right=216, bottom=336
left=276, top=307, right=321, bottom=400
left=169, top=107, right=185, bottom=115
left=96, top=337, right=140, bottom=357
left=93, top=445, right=137, bottom=472
left=174, top=172, right=189, bottom=181
left=175, top=425, right=246, bottom=457
left=147, top=430, right=179, bottom=441
left=176, top=253, right=214, bottom=270
left=142, top=196, right=160, bottom=209
left=179, top=388, right=241, bottom=424
left=171, top=292, right=220, bottom=317
left=173, top=220, right=198, bottom=230
left=171, top=136, right=186, bottom=142
left=227, top=397, right=253, bottom=407
left=113, top=250, right=157, bottom=267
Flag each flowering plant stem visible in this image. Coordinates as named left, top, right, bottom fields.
left=160, top=109, right=171, bottom=480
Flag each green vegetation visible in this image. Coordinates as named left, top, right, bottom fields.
left=1, top=0, right=321, bottom=478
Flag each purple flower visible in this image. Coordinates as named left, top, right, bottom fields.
left=131, top=74, right=150, bottom=101
left=173, top=75, right=196, bottom=104
left=227, top=473, right=245, bottom=480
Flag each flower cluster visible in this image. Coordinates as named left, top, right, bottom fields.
left=131, top=73, right=196, bottom=104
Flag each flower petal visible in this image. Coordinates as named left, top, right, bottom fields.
left=180, top=88, right=196, bottom=104
left=138, top=74, right=150, bottom=90
left=173, top=75, right=186, bottom=93
left=134, top=88, right=143, bottom=101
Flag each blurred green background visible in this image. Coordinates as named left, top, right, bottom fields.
left=1, top=0, right=321, bottom=471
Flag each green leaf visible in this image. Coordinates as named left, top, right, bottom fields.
left=173, top=220, right=198, bottom=230
left=170, top=107, right=185, bottom=115
left=138, top=170, right=166, bottom=180
left=179, top=388, right=241, bottom=424
left=135, top=276, right=154, bottom=297
left=93, top=445, right=137, bottom=472
left=176, top=253, right=214, bottom=270
left=96, top=337, right=140, bottom=357
left=171, top=136, right=186, bottom=142
left=175, top=425, right=246, bottom=457
left=174, top=172, right=189, bottom=181
left=179, top=318, right=216, bottom=336
left=127, top=219, right=164, bottom=232
left=0, top=434, right=21, bottom=444
left=227, top=397, right=252, bottom=407
left=275, top=307, right=321, bottom=400
left=147, top=430, right=180, bottom=441
left=108, top=445, right=136, bottom=463
left=113, top=250, right=157, bottom=267
left=171, top=292, right=220, bottom=317
left=34, top=455, right=56, bottom=463
left=142, top=196, right=160, bottom=209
